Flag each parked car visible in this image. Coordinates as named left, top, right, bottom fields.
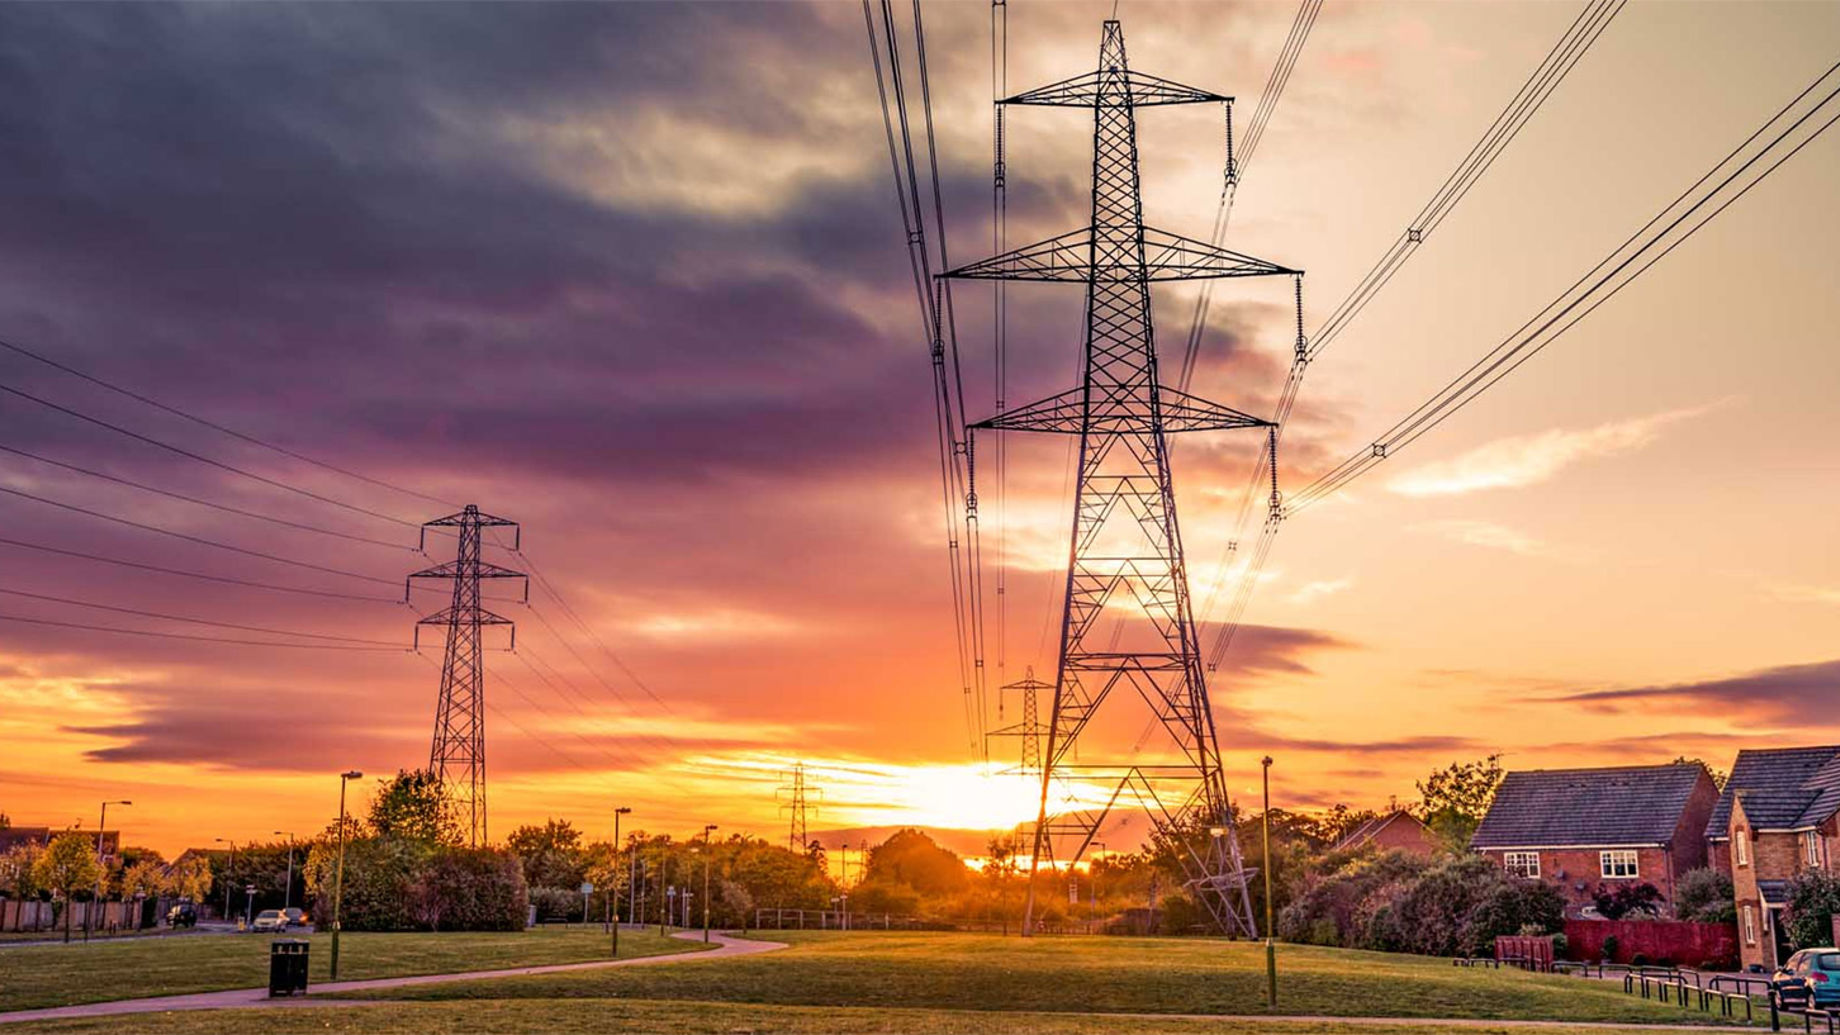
left=251, top=909, right=288, bottom=933
left=165, top=903, right=196, bottom=928
left=283, top=907, right=306, bottom=928
left=1772, top=949, right=1840, bottom=1008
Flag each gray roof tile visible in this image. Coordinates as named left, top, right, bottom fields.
left=1471, top=763, right=1709, bottom=849
left=1706, top=746, right=1840, bottom=839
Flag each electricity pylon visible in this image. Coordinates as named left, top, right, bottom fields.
left=987, top=667, right=1051, bottom=775
left=777, top=763, right=821, bottom=852
left=408, top=505, right=527, bottom=847
left=944, top=20, right=1297, bottom=937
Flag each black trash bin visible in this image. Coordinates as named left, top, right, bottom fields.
left=268, top=938, right=310, bottom=997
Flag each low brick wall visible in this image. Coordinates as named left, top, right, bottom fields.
left=1564, top=918, right=1738, bottom=968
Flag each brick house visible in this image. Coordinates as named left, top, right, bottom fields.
left=1706, top=745, right=1840, bottom=971
left=1330, top=809, right=1437, bottom=857
left=1471, top=762, right=1719, bottom=918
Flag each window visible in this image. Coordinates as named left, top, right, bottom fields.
left=1601, top=850, right=1639, bottom=879
left=1736, top=828, right=1751, bottom=867
left=1744, top=905, right=1758, bottom=946
left=1503, top=851, right=1540, bottom=878
left=1804, top=831, right=1822, bottom=868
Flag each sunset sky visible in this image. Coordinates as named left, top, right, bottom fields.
left=2, top=1, right=1837, bottom=860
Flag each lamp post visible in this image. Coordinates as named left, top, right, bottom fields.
left=665, top=886, right=677, bottom=934
left=329, top=769, right=363, bottom=981
left=658, top=849, right=671, bottom=936
left=275, top=831, right=297, bottom=914
left=1262, top=755, right=1277, bottom=1009
left=213, top=838, right=237, bottom=926
left=93, top=800, right=129, bottom=937
left=700, top=824, right=717, bottom=943
left=1090, top=840, right=1107, bottom=930
left=611, top=807, right=631, bottom=958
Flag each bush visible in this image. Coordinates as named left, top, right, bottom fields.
left=1785, top=870, right=1840, bottom=951
left=1675, top=867, right=1736, bottom=923
left=1593, top=882, right=1663, bottom=920
left=528, top=885, right=582, bottom=923
left=411, top=848, right=527, bottom=931
left=1601, top=933, right=1620, bottom=962
left=307, top=838, right=527, bottom=931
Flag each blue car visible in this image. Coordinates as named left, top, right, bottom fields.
left=1774, top=949, right=1840, bottom=1008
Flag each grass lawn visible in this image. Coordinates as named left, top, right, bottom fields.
left=0, top=925, right=702, bottom=1013
left=341, top=931, right=1754, bottom=1027
left=16, top=999, right=1761, bottom=1035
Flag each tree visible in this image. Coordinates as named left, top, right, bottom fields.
left=1592, top=882, right=1663, bottom=920
left=162, top=855, right=214, bottom=903
left=1784, top=870, right=1840, bottom=952
left=32, top=833, right=103, bottom=943
left=506, top=819, right=587, bottom=890
left=860, top=830, right=968, bottom=898
left=1675, top=867, right=1736, bottom=923
left=1671, top=756, right=1729, bottom=791
left=0, top=842, right=43, bottom=899
left=1417, top=755, right=1504, bottom=853
left=368, top=769, right=457, bottom=845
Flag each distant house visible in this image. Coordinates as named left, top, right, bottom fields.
left=1706, top=745, right=1840, bottom=971
left=1470, top=762, right=1719, bottom=917
left=1331, top=810, right=1437, bottom=857
left=0, top=827, right=121, bottom=863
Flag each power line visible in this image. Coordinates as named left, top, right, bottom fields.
left=0, top=612, right=401, bottom=651
left=1286, top=58, right=1840, bottom=515
left=0, top=335, right=459, bottom=510
left=0, top=379, right=419, bottom=528
left=0, top=535, right=398, bottom=603
left=0, top=585, right=402, bottom=646
left=0, top=483, right=403, bottom=587
left=0, top=441, right=412, bottom=550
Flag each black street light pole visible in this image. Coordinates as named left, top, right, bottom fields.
left=611, top=806, right=631, bottom=958
left=275, top=830, right=296, bottom=914
left=1262, top=755, right=1277, bottom=1008
left=93, top=800, right=129, bottom=938
left=700, top=824, right=717, bottom=943
left=213, top=838, right=237, bottom=925
left=658, top=848, right=670, bottom=937
left=330, top=769, right=363, bottom=980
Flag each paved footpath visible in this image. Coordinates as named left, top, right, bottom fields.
left=0, top=929, right=785, bottom=1026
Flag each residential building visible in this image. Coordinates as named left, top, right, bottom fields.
left=1707, top=745, right=1840, bottom=971
left=1330, top=809, right=1437, bottom=857
left=1471, top=762, right=1719, bottom=917
left=0, top=826, right=121, bottom=863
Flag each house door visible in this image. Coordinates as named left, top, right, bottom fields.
left=1770, top=906, right=1791, bottom=969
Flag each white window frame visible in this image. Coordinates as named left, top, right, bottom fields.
left=1600, top=849, right=1639, bottom=879
left=1503, top=851, right=1540, bottom=879
left=1744, top=904, right=1757, bottom=945
left=1804, top=830, right=1821, bottom=868
left=1736, top=829, right=1751, bottom=867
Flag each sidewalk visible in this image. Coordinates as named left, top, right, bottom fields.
left=0, top=930, right=786, bottom=1026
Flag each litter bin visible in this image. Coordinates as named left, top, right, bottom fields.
left=268, top=938, right=310, bottom=997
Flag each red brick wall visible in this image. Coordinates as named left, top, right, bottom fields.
left=1369, top=816, right=1436, bottom=857
left=1483, top=847, right=1678, bottom=917
left=1564, top=919, right=1739, bottom=967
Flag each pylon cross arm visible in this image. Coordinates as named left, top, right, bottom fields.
left=1002, top=68, right=1228, bottom=108
left=940, top=224, right=1295, bottom=283
left=970, top=384, right=1271, bottom=434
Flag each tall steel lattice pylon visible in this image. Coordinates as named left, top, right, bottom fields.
left=777, top=763, right=821, bottom=852
left=408, top=505, right=528, bottom=848
left=943, top=20, right=1299, bottom=937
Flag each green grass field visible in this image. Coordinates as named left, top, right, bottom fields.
left=0, top=925, right=702, bottom=1013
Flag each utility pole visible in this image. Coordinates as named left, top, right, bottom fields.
left=329, top=769, right=362, bottom=981
left=777, top=765, right=820, bottom=851
left=408, top=505, right=527, bottom=849
left=213, top=838, right=236, bottom=925
left=93, top=800, right=127, bottom=937
left=611, top=806, right=631, bottom=958
left=700, top=824, right=717, bottom=943
left=1263, top=756, right=1277, bottom=1007
left=986, top=668, right=1049, bottom=775
left=275, top=830, right=296, bottom=914
left=659, top=849, right=671, bottom=937
left=944, top=18, right=1293, bottom=939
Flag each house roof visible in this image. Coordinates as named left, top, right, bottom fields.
left=1331, top=810, right=1423, bottom=853
left=1470, top=763, right=1710, bottom=849
left=1759, top=879, right=1792, bottom=905
left=1707, top=746, right=1840, bottom=839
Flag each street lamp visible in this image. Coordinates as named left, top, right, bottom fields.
left=658, top=849, right=671, bottom=937
left=665, top=886, right=677, bottom=935
left=330, top=769, right=362, bottom=981
left=700, top=824, right=717, bottom=943
left=1262, top=755, right=1277, bottom=1009
left=213, top=838, right=238, bottom=926
left=610, top=807, right=631, bottom=959
left=1090, top=841, right=1107, bottom=929
left=93, top=800, right=129, bottom=937
left=275, top=831, right=297, bottom=915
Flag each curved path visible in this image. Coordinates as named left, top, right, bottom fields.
left=0, top=929, right=786, bottom=1026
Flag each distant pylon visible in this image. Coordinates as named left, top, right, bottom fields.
left=943, top=20, right=1296, bottom=938
left=777, top=763, right=821, bottom=852
left=987, top=667, right=1050, bottom=775
left=408, top=505, right=527, bottom=848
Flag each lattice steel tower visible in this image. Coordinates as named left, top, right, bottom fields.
left=408, top=505, right=527, bottom=847
left=778, top=763, right=821, bottom=852
left=944, top=20, right=1297, bottom=937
